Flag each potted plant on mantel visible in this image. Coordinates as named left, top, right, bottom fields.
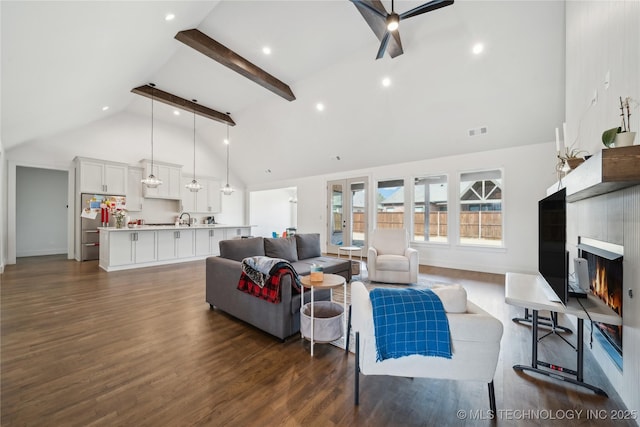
left=557, top=145, right=589, bottom=172
left=602, top=96, right=637, bottom=148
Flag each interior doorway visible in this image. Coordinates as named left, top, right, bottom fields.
left=249, top=187, right=297, bottom=238
left=326, top=177, right=368, bottom=254
left=16, top=166, right=69, bottom=257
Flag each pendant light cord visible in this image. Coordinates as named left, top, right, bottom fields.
left=226, top=124, right=230, bottom=185
left=150, top=85, right=154, bottom=170
left=193, top=108, right=196, bottom=180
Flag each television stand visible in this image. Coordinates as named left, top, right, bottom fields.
left=512, top=308, right=572, bottom=334
left=505, top=272, right=622, bottom=397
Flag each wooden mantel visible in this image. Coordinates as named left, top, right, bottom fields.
left=553, top=145, right=640, bottom=202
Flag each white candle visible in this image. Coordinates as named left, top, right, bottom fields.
left=562, top=122, right=568, bottom=147
left=555, top=127, right=560, bottom=152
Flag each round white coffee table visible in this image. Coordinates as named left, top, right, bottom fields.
left=300, top=273, right=346, bottom=356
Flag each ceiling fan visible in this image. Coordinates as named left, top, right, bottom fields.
left=351, top=0, right=454, bottom=59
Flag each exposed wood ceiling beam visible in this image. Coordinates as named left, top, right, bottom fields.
left=131, top=85, right=235, bottom=126
left=175, top=29, right=296, bottom=102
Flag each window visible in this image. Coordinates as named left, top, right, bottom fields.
left=413, top=175, right=448, bottom=242
left=376, top=179, right=404, bottom=229
left=459, top=170, right=503, bottom=246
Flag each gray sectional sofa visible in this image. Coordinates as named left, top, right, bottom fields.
left=205, top=233, right=351, bottom=340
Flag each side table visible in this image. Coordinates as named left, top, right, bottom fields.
left=338, top=245, right=363, bottom=281
left=300, top=273, right=347, bottom=356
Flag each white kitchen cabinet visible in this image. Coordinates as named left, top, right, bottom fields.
left=180, top=176, right=221, bottom=213
left=141, top=160, right=182, bottom=200
left=107, top=230, right=156, bottom=266
left=205, top=180, right=222, bottom=213
left=195, top=228, right=223, bottom=256
left=180, top=176, right=206, bottom=213
left=76, top=157, right=128, bottom=195
left=157, top=230, right=177, bottom=260
left=157, top=229, right=195, bottom=260
left=127, top=167, right=144, bottom=211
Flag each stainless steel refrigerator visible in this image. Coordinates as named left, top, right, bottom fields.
left=80, top=193, right=126, bottom=261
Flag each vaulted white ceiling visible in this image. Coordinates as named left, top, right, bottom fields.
left=1, top=1, right=565, bottom=186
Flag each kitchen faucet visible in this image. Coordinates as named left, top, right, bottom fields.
left=179, top=212, right=191, bottom=226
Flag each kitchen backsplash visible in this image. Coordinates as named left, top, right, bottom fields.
left=128, top=198, right=181, bottom=224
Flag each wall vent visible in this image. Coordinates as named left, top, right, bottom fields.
left=468, top=126, right=488, bottom=137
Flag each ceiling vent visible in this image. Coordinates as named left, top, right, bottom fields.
left=468, top=126, right=488, bottom=137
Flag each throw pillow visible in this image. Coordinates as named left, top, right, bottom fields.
left=431, top=283, right=467, bottom=313
left=295, top=233, right=321, bottom=259
left=264, top=236, right=298, bottom=262
left=219, top=237, right=265, bottom=262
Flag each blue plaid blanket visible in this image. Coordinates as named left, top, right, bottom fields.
left=370, top=287, right=451, bottom=361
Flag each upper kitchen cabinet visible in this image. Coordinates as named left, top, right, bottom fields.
left=127, top=166, right=144, bottom=212
left=180, top=176, right=221, bottom=213
left=75, top=157, right=128, bottom=195
left=141, top=160, right=182, bottom=200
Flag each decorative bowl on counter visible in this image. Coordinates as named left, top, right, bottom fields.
left=127, top=223, right=138, bottom=228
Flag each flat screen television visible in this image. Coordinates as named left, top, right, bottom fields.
left=538, top=188, right=568, bottom=304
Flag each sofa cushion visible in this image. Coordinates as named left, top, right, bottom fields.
left=376, top=254, right=410, bottom=272
left=292, top=256, right=350, bottom=277
left=264, top=236, right=298, bottom=262
left=431, top=283, right=467, bottom=313
left=219, top=237, right=265, bottom=262
left=295, top=233, right=322, bottom=259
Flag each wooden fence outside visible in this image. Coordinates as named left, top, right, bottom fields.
left=335, top=212, right=502, bottom=240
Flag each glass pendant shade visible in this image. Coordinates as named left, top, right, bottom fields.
left=142, top=174, right=162, bottom=188
left=221, top=183, right=234, bottom=195
left=142, top=83, right=163, bottom=188
left=186, top=179, right=202, bottom=192
left=185, top=104, right=201, bottom=192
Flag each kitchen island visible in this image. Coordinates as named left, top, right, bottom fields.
left=98, top=224, right=252, bottom=272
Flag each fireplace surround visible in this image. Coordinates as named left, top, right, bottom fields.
left=577, top=237, right=623, bottom=357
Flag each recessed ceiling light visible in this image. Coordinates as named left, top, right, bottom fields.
left=381, top=77, right=391, bottom=87
left=102, top=106, right=109, bottom=111
left=316, top=103, right=325, bottom=112
left=224, top=138, right=230, bottom=145
left=472, top=43, right=484, bottom=55
left=262, top=46, right=271, bottom=55
left=165, top=13, right=175, bottom=21
left=173, top=110, right=180, bottom=116
left=265, top=169, right=272, bottom=173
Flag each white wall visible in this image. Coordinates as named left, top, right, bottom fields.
left=16, top=167, right=68, bottom=257
left=3, top=111, right=247, bottom=263
left=565, top=0, right=639, bottom=417
left=249, top=187, right=296, bottom=238
left=1, top=145, right=5, bottom=272
left=250, top=142, right=557, bottom=275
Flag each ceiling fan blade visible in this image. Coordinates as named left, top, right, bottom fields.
left=388, top=31, right=403, bottom=58
left=399, top=0, right=454, bottom=20
left=352, top=0, right=404, bottom=59
left=376, top=32, right=391, bottom=59
left=350, top=0, right=387, bottom=19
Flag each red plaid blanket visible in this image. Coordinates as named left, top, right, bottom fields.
left=237, top=267, right=301, bottom=304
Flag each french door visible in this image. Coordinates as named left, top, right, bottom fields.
left=326, top=177, right=368, bottom=254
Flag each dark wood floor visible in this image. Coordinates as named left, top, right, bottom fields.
left=1, top=256, right=634, bottom=426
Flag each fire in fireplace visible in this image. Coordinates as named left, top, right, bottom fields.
left=579, top=241, right=623, bottom=355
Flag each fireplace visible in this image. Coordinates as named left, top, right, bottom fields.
left=578, top=237, right=623, bottom=356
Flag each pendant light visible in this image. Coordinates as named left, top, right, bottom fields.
left=185, top=100, right=202, bottom=192
left=221, top=120, right=234, bottom=195
left=141, top=83, right=163, bottom=188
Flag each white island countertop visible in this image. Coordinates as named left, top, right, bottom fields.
left=98, top=224, right=254, bottom=232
